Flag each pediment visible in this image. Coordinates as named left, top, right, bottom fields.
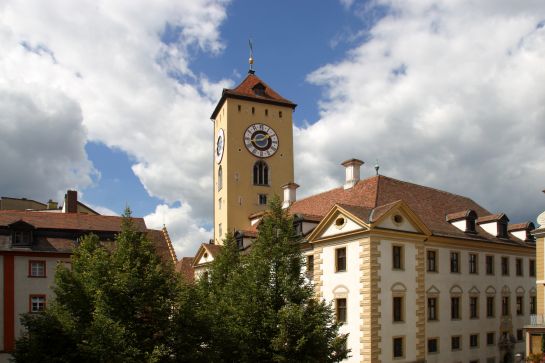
left=468, top=286, right=480, bottom=295
left=426, top=285, right=440, bottom=295
left=307, top=205, right=369, bottom=242
left=193, top=244, right=215, bottom=267
left=371, top=201, right=430, bottom=235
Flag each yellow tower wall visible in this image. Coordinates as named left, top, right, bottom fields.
left=213, top=98, right=294, bottom=243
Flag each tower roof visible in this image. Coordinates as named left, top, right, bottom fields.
left=211, top=73, right=296, bottom=119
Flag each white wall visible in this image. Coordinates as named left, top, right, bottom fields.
left=320, top=238, right=362, bottom=362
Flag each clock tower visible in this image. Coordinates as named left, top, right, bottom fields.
left=211, top=68, right=296, bottom=244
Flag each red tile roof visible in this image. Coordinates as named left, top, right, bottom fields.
left=288, top=175, right=531, bottom=244
left=0, top=210, right=147, bottom=232
left=211, top=73, right=296, bottom=119
left=176, top=257, right=195, bottom=283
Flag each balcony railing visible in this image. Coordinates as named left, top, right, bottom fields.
left=529, top=315, right=545, bottom=326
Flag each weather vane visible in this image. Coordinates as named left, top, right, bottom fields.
left=248, top=39, right=255, bottom=74
left=374, top=159, right=380, bottom=176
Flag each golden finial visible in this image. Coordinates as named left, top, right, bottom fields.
left=248, top=39, right=255, bottom=74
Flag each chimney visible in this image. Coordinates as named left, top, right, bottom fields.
left=341, top=158, right=364, bottom=189
left=65, top=190, right=78, bottom=213
left=282, top=182, right=299, bottom=209
left=47, top=199, right=58, bottom=210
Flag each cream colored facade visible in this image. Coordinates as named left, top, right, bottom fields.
left=525, top=223, right=545, bottom=358
left=307, top=205, right=535, bottom=363
left=212, top=76, right=295, bottom=243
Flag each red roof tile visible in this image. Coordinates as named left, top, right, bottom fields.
left=0, top=210, right=147, bottom=232
left=288, top=175, right=526, bottom=243
left=176, top=257, right=195, bottom=283
left=211, top=73, right=296, bottom=119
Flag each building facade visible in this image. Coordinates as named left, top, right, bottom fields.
left=191, top=67, right=537, bottom=363
left=0, top=204, right=176, bottom=362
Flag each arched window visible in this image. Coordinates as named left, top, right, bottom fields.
left=218, top=166, right=223, bottom=191
left=253, top=161, right=269, bottom=185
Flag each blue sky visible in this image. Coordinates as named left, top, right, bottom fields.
left=1, top=0, right=545, bottom=257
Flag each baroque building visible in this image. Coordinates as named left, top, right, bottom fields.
left=191, top=65, right=537, bottom=363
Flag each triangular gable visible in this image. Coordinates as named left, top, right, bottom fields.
left=8, top=219, right=36, bottom=230
left=306, top=204, right=369, bottom=243
left=192, top=244, right=217, bottom=267
left=370, top=200, right=431, bottom=236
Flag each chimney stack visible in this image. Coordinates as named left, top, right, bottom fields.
left=282, top=182, right=299, bottom=209
left=342, top=158, right=364, bottom=189
left=65, top=190, right=78, bottom=213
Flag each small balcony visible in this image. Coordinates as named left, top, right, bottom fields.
left=528, top=315, right=545, bottom=327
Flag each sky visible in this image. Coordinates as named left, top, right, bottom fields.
left=1, top=0, right=545, bottom=258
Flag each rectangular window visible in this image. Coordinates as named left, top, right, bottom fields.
left=486, top=296, right=495, bottom=318
left=470, top=333, right=479, bottom=348
left=218, top=197, right=222, bottom=210
left=487, top=332, right=495, bottom=346
left=451, top=335, right=461, bottom=351
left=393, top=296, right=404, bottom=322
left=218, top=223, right=222, bottom=237
left=29, top=295, right=46, bottom=312
left=427, top=297, right=437, bottom=321
left=450, top=251, right=460, bottom=273
left=486, top=255, right=494, bottom=275
left=530, top=259, right=536, bottom=277
left=29, top=260, right=46, bottom=277
left=306, top=255, right=314, bottom=279
left=517, top=329, right=523, bottom=341
left=531, top=296, right=537, bottom=314
left=393, top=245, right=403, bottom=270
left=335, top=298, right=347, bottom=323
left=516, top=296, right=523, bottom=315
left=258, top=194, right=267, bottom=205
left=451, top=296, right=460, bottom=320
left=335, top=248, right=346, bottom=272
left=393, top=337, right=404, bottom=358
left=427, top=338, right=438, bottom=354
left=469, top=253, right=478, bottom=274
left=427, top=250, right=437, bottom=272
left=501, top=256, right=509, bottom=276
left=502, top=296, right=510, bottom=316
left=470, top=296, right=479, bottom=319
left=516, top=258, right=523, bottom=276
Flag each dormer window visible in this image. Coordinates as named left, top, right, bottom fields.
left=9, top=220, right=35, bottom=246
left=476, top=213, right=510, bottom=239
left=253, top=83, right=266, bottom=96
left=446, top=209, right=477, bottom=233
left=508, top=222, right=536, bottom=242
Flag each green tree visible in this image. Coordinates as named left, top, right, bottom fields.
left=203, top=197, right=349, bottom=362
left=13, top=209, right=208, bottom=363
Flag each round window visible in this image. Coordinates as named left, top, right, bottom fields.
left=393, top=214, right=403, bottom=224
left=335, top=217, right=346, bottom=228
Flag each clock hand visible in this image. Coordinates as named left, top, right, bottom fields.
left=251, top=134, right=270, bottom=142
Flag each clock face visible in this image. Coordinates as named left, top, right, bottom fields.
left=216, top=128, right=225, bottom=164
left=244, top=123, right=279, bottom=158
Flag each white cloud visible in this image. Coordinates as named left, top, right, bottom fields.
left=0, top=0, right=230, bottom=253
left=297, top=0, right=545, bottom=223
left=144, top=204, right=211, bottom=258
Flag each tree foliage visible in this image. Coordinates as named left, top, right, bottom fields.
left=201, top=196, right=349, bottom=362
left=13, top=209, right=207, bottom=363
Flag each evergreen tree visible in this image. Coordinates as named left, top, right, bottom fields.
left=13, top=209, right=207, bottom=363
left=204, top=197, right=349, bottom=362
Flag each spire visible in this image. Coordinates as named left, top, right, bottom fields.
left=248, top=39, right=255, bottom=74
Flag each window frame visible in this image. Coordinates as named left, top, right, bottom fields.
left=28, top=260, right=46, bottom=278
left=427, top=337, right=439, bottom=354
left=530, top=259, right=536, bottom=277
left=450, top=251, right=460, bottom=273
left=393, top=336, right=405, bottom=359
left=393, top=296, right=404, bottom=323
left=486, top=296, right=495, bottom=318
left=427, top=249, right=437, bottom=272
left=392, top=244, right=404, bottom=270
left=470, top=296, right=479, bottom=319
left=29, top=294, right=46, bottom=313
left=502, top=296, right=510, bottom=317
left=501, top=256, right=509, bottom=276
left=451, top=335, right=461, bottom=351
left=335, top=298, right=347, bottom=323
left=516, top=258, right=523, bottom=276
left=335, top=247, right=347, bottom=272
left=469, top=333, right=479, bottom=349
left=486, top=332, right=495, bottom=346
left=516, top=295, right=524, bottom=316
left=427, top=297, right=438, bottom=321
left=485, top=255, right=494, bottom=275
left=451, top=296, right=461, bottom=320
left=469, top=253, right=478, bottom=274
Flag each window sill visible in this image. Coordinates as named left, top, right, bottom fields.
left=28, top=275, right=47, bottom=278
